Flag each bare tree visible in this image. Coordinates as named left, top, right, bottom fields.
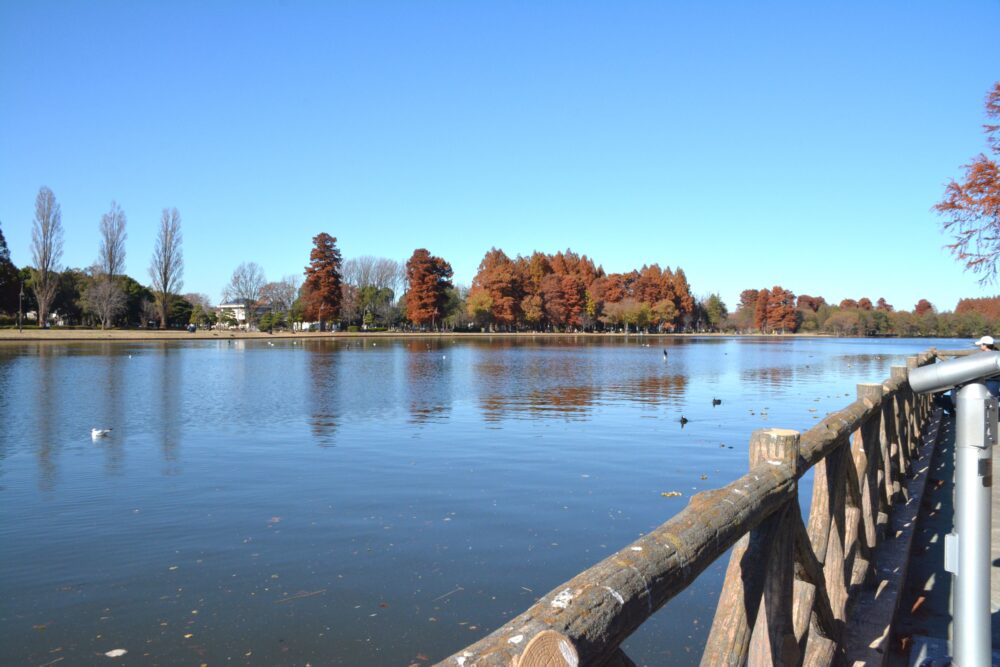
left=30, top=186, right=64, bottom=326
left=98, top=201, right=127, bottom=279
left=183, top=293, right=213, bottom=311
left=342, top=255, right=404, bottom=299
left=261, top=275, right=299, bottom=315
left=374, top=257, right=404, bottom=297
left=86, top=201, right=130, bottom=329
left=223, top=262, right=267, bottom=329
left=141, top=298, right=160, bottom=328
left=83, top=274, right=127, bottom=329
left=149, top=208, right=183, bottom=329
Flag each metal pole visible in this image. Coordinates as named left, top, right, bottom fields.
left=949, top=381, right=996, bottom=666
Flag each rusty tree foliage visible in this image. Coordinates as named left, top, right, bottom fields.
left=468, top=248, right=521, bottom=327
left=467, top=247, right=695, bottom=332
left=754, top=288, right=770, bottom=331
left=935, top=82, right=1000, bottom=283
left=796, top=294, right=826, bottom=312
left=956, top=296, right=1000, bottom=320
left=753, top=286, right=798, bottom=333
left=914, top=299, right=934, bottom=316
left=405, top=248, right=453, bottom=328
left=302, top=233, right=343, bottom=329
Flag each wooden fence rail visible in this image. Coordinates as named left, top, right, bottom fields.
left=437, top=349, right=953, bottom=667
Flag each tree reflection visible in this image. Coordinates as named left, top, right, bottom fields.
left=154, top=342, right=182, bottom=471
left=98, top=342, right=127, bottom=476
left=475, top=348, right=688, bottom=421
left=307, top=343, right=341, bottom=446
left=606, top=373, right=688, bottom=407
left=405, top=341, right=452, bottom=425
left=741, top=366, right=796, bottom=390
left=35, top=345, right=58, bottom=490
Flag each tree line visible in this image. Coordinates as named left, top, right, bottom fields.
left=0, top=203, right=996, bottom=337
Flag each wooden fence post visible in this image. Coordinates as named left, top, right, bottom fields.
left=747, top=429, right=801, bottom=667
left=702, top=429, right=801, bottom=666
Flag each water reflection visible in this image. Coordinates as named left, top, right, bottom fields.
left=475, top=348, right=688, bottom=422
left=307, top=345, right=341, bottom=446
left=606, top=373, right=688, bottom=407
left=405, top=341, right=452, bottom=425
left=99, top=343, right=128, bottom=476
left=154, top=344, right=182, bottom=470
left=0, top=336, right=965, bottom=667
left=35, top=346, right=58, bottom=491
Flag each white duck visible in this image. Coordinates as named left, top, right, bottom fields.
left=91, top=428, right=112, bottom=439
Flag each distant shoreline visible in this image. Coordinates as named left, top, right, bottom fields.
left=0, top=328, right=898, bottom=343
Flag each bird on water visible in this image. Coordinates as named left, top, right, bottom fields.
left=679, top=416, right=689, bottom=426
left=91, top=428, right=112, bottom=439
left=662, top=349, right=668, bottom=361
left=712, top=398, right=722, bottom=406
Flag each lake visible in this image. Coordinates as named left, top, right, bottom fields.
left=0, top=336, right=961, bottom=665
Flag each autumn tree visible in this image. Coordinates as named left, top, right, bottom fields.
left=29, top=186, right=64, bottom=326
left=469, top=248, right=521, bottom=329
left=149, top=208, right=183, bottom=329
left=754, top=288, right=771, bottom=331
left=405, top=248, right=453, bottom=329
left=935, top=82, right=1000, bottom=283
left=839, top=298, right=858, bottom=309
left=466, top=289, right=493, bottom=328
left=796, top=295, right=825, bottom=312
left=875, top=297, right=894, bottom=312
left=765, top=286, right=798, bottom=333
left=858, top=297, right=873, bottom=311
left=914, top=299, right=934, bottom=316
left=955, top=296, right=1000, bottom=320
left=671, top=268, right=696, bottom=327
left=302, top=233, right=343, bottom=331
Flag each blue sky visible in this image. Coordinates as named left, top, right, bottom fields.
left=1, top=1, right=998, bottom=312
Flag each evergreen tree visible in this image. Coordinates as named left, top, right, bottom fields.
left=0, top=221, right=19, bottom=314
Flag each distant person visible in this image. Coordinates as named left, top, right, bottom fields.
left=975, top=335, right=998, bottom=352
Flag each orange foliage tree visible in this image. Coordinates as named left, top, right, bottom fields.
left=752, top=286, right=798, bottom=332
left=465, top=246, right=695, bottom=332
left=467, top=248, right=521, bottom=329
left=956, top=296, right=1000, bottom=320
left=935, top=82, right=1000, bottom=283
left=302, top=233, right=343, bottom=330
left=405, top=248, right=453, bottom=329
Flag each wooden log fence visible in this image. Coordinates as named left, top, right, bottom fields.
left=437, top=349, right=957, bottom=667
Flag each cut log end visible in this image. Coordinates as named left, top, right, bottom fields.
left=514, top=631, right=580, bottom=667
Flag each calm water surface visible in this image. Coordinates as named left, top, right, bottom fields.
left=0, top=336, right=960, bottom=665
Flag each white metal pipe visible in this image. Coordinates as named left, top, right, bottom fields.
left=952, top=382, right=996, bottom=667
